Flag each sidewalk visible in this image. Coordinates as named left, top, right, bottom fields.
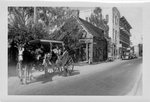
left=135, top=76, right=142, bottom=96
left=126, top=70, right=142, bottom=96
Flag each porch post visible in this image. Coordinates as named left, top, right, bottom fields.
left=89, top=39, right=93, bottom=64
left=86, top=43, right=88, bottom=62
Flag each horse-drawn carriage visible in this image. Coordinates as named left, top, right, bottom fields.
left=16, top=39, right=74, bottom=84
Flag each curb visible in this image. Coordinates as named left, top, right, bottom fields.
left=74, top=59, right=121, bottom=66
left=126, top=69, right=142, bottom=96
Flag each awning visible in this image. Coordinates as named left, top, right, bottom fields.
left=29, top=39, right=64, bottom=45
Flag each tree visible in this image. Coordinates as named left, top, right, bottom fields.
left=36, top=7, right=77, bottom=35
left=8, top=7, right=50, bottom=45
left=8, top=7, right=34, bottom=44
left=53, top=17, right=82, bottom=48
left=8, top=7, right=49, bottom=63
left=8, top=7, right=77, bottom=44
left=89, top=7, right=109, bottom=36
left=50, top=17, right=85, bottom=62
left=8, top=7, right=78, bottom=63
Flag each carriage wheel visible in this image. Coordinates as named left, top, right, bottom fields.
left=66, top=57, right=74, bottom=74
left=39, top=64, right=44, bottom=72
left=52, top=66, right=58, bottom=73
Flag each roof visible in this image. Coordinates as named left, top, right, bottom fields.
left=29, top=39, right=64, bottom=45
left=78, top=18, right=104, bottom=39
left=54, top=17, right=106, bottom=41
left=120, top=16, right=132, bottom=29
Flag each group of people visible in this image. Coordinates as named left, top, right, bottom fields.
left=43, top=45, right=70, bottom=76
left=17, top=43, right=70, bottom=76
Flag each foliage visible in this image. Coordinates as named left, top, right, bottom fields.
left=8, top=7, right=49, bottom=46
left=35, top=7, right=81, bottom=51
left=8, top=7, right=76, bottom=46
left=36, top=7, right=78, bottom=34
left=52, top=17, right=83, bottom=52
left=89, top=7, right=109, bottom=33
left=8, top=7, right=34, bottom=44
left=8, top=7, right=79, bottom=63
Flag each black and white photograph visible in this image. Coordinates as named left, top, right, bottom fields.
left=7, top=6, right=143, bottom=95
left=1, top=0, right=150, bottom=102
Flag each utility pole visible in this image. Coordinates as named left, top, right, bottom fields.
left=34, top=6, right=36, bottom=24
left=34, top=6, right=36, bottom=39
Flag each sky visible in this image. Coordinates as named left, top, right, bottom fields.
left=72, top=7, right=143, bottom=45
left=118, top=7, right=143, bottom=45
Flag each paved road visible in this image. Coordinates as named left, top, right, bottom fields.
left=8, top=58, right=142, bottom=95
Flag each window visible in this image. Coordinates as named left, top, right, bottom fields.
left=82, top=31, right=87, bottom=38
left=115, top=30, right=117, bottom=42
left=113, top=14, right=115, bottom=24
left=106, top=15, right=109, bottom=22
left=115, top=16, right=116, bottom=25
left=113, top=29, right=114, bottom=40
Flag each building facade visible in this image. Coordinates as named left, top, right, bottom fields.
left=119, top=16, right=132, bottom=57
left=79, top=7, right=121, bottom=59
left=102, top=7, right=121, bottom=59
left=53, top=16, right=107, bottom=63
left=138, top=43, right=143, bottom=57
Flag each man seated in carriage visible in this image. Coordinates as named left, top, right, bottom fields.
left=42, top=45, right=69, bottom=76
left=35, top=45, right=44, bottom=60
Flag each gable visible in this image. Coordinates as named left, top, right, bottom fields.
left=78, top=18, right=104, bottom=39
left=51, top=16, right=105, bottom=41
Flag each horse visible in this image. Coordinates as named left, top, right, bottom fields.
left=17, top=44, right=37, bottom=84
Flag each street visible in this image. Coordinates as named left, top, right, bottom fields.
left=8, top=57, right=142, bottom=95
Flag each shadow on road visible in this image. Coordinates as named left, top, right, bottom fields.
left=8, top=65, right=17, bottom=78
left=35, top=72, right=62, bottom=84
left=29, top=70, right=80, bottom=84
left=69, top=70, right=80, bottom=76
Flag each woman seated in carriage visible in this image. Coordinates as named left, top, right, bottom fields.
left=42, top=45, right=70, bottom=76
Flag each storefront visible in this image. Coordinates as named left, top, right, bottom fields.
left=79, top=39, right=93, bottom=63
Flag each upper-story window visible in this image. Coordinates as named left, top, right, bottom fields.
left=113, top=29, right=115, bottom=40
left=115, top=16, right=117, bottom=25
left=115, top=16, right=118, bottom=25
left=113, top=14, right=114, bottom=24
left=106, top=15, right=109, bottom=22
left=115, top=30, right=117, bottom=42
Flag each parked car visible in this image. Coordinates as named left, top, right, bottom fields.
left=108, top=52, right=114, bottom=61
left=132, top=54, right=138, bottom=59
left=121, top=52, right=131, bottom=60
left=129, top=53, right=134, bottom=59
